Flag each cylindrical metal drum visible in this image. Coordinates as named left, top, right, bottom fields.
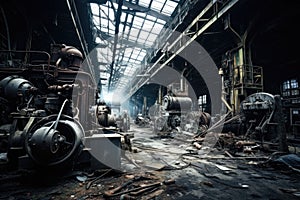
left=162, top=95, right=192, bottom=111
left=25, top=115, right=85, bottom=167
left=0, top=76, right=34, bottom=99
left=185, top=111, right=211, bottom=127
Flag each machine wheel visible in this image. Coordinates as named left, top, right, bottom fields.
left=25, top=115, right=84, bottom=167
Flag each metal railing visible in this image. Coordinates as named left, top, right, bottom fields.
left=232, top=65, right=263, bottom=89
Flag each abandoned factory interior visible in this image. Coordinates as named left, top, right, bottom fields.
left=1, top=0, right=300, bottom=199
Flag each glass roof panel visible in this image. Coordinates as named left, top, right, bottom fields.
left=145, top=14, right=157, bottom=22
left=101, top=18, right=108, bottom=27
left=156, top=18, right=166, bottom=25
left=136, top=12, right=147, bottom=18
left=95, top=37, right=101, bottom=43
left=101, top=27, right=108, bottom=33
left=139, top=50, right=147, bottom=57
left=153, top=23, right=164, bottom=31
left=108, top=8, right=115, bottom=21
left=166, top=0, right=178, bottom=8
left=129, top=27, right=139, bottom=36
left=133, top=16, right=144, bottom=24
left=132, top=23, right=142, bottom=29
left=112, top=2, right=119, bottom=8
left=139, top=31, right=149, bottom=40
left=128, top=35, right=137, bottom=41
left=143, top=20, right=154, bottom=29
left=93, top=18, right=99, bottom=26
left=108, top=21, right=115, bottom=29
left=119, top=23, right=124, bottom=32
left=120, top=13, right=127, bottom=22
left=90, top=3, right=99, bottom=15
left=126, top=14, right=133, bottom=22
left=147, top=33, right=158, bottom=42
left=124, top=50, right=132, bottom=57
left=162, top=5, right=175, bottom=16
left=138, top=0, right=150, bottom=7
left=124, top=67, right=134, bottom=75
left=151, top=0, right=165, bottom=12
left=136, top=55, right=144, bottom=61
left=144, top=40, right=153, bottom=46
left=131, top=52, right=139, bottom=57
left=90, top=0, right=180, bottom=93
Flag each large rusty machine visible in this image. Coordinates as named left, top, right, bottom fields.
left=0, top=44, right=120, bottom=169
left=219, top=46, right=288, bottom=151
left=152, top=92, right=211, bottom=135
left=239, top=92, right=288, bottom=151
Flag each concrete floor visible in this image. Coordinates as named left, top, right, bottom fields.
left=121, top=124, right=300, bottom=200
left=0, top=123, right=300, bottom=200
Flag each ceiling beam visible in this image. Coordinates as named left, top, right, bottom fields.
left=118, top=38, right=151, bottom=50
left=123, top=0, right=239, bottom=101
left=87, top=0, right=108, bottom=4
left=108, top=0, right=123, bottom=91
left=110, top=0, right=170, bottom=22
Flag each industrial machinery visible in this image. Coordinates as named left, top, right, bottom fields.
left=0, top=44, right=96, bottom=168
left=221, top=47, right=263, bottom=114
left=152, top=93, right=211, bottom=134
left=240, top=92, right=287, bottom=150
left=184, top=111, right=211, bottom=134
left=116, top=110, right=130, bottom=132
left=240, top=92, right=275, bottom=139
left=95, top=101, right=117, bottom=128
left=107, top=100, right=130, bottom=132
left=162, top=94, right=192, bottom=130
left=134, top=113, right=151, bottom=127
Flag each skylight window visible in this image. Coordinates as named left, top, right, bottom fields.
left=136, top=55, right=144, bottom=61
left=157, top=18, right=166, bottom=24
left=101, top=18, right=108, bottom=28
left=132, top=49, right=140, bottom=56
left=124, top=67, right=134, bottom=75
left=153, top=23, right=164, bottom=31
left=89, top=0, right=180, bottom=92
left=127, top=14, right=133, bottom=22
left=112, top=2, right=119, bottom=8
left=124, top=49, right=132, bottom=57
left=130, top=27, right=139, bottom=36
left=132, top=23, right=142, bottom=29
left=134, top=16, right=144, bottom=24
left=90, top=3, right=99, bottom=15
left=120, top=13, right=127, bottom=22
left=148, top=33, right=158, bottom=42
left=140, top=50, right=147, bottom=56
left=162, top=5, right=175, bottom=16
left=93, top=18, right=100, bottom=26
left=146, top=14, right=157, bottom=22
left=128, top=35, right=137, bottom=42
left=95, top=37, right=101, bottom=43
left=119, top=24, right=124, bottom=32
left=139, top=31, right=149, bottom=40
left=151, top=0, right=165, bottom=12
left=143, top=20, right=155, bottom=29
left=139, top=0, right=150, bottom=7
left=136, top=12, right=147, bottom=18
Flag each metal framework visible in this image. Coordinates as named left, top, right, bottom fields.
left=89, top=0, right=239, bottom=100
left=124, top=0, right=239, bottom=101
left=90, top=0, right=193, bottom=95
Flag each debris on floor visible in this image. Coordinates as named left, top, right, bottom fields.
left=1, top=124, right=300, bottom=200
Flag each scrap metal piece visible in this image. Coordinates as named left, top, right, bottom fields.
left=103, top=179, right=175, bottom=198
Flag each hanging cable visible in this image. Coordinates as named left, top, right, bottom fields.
left=0, top=6, right=12, bottom=62
left=65, top=0, right=96, bottom=83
